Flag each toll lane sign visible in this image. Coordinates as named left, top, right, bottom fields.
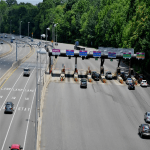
left=93, top=51, right=101, bottom=57
left=123, top=53, right=131, bottom=59
left=108, top=52, right=116, bottom=58
left=52, top=49, right=60, bottom=55
left=66, top=50, right=74, bottom=56
left=79, top=51, right=87, bottom=56
left=136, top=52, right=145, bottom=59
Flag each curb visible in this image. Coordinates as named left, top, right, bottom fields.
left=37, top=57, right=58, bottom=150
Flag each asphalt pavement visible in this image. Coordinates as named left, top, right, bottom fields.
left=40, top=43, right=150, bottom=150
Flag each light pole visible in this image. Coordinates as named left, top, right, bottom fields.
left=28, top=22, right=30, bottom=37
left=10, top=20, right=12, bottom=34
left=20, top=21, right=22, bottom=38
left=55, top=23, right=58, bottom=43
left=46, top=27, right=50, bottom=41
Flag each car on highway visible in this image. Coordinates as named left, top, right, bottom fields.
left=23, top=68, right=30, bottom=77
left=105, top=71, right=112, bottom=79
left=138, top=124, right=150, bottom=138
left=1, top=36, right=3, bottom=38
left=80, top=78, right=87, bottom=88
left=9, top=144, right=23, bottom=150
left=144, top=112, right=150, bottom=123
left=140, top=80, right=147, bottom=87
left=11, top=36, right=15, bottom=40
left=0, top=41, right=3, bottom=44
left=120, top=72, right=128, bottom=81
left=55, top=42, right=58, bottom=46
left=4, top=34, right=7, bottom=38
left=126, top=78, right=133, bottom=85
left=10, top=39, right=13, bottom=43
left=4, top=102, right=14, bottom=114
left=128, top=83, right=135, bottom=90
left=92, top=72, right=100, bottom=81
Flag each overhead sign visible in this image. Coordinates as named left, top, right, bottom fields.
left=93, top=51, right=101, bottom=57
left=136, top=52, right=145, bottom=59
left=123, top=52, right=131, bottom=58
left=66, top=50, right=74, bottom=56
left=52, top=49, right=60, bottom=55
left=108, top=52, right=116, bottom=58
left=79, top=50, right=87, bottom=56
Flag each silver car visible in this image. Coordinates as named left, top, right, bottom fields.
left=105, top=71, right=112, bottom=79
left=23, top=68, right=30, bottom=77
left=126, top=78, right=133, bottom=85
left=144, top=112, right=150, bottom=123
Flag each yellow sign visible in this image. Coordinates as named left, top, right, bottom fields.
left=32, top=32, right=33, bottom=35
left=13, top=30, right=15, bottom=32
left=51, top=40, right=53, bottom=43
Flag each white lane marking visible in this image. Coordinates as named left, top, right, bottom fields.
left=23, top=88, right=36, bottom=150
left=0, top=72, right=23, bottom=111
left=0, top=96, right=3, bottom=98
left=12, top=97, right=16, bottom=99
left=0, top=88, right=34, bottom=92
left=0, top=68, right=35, bottom=150
left=25, top=98, right=29, bottom=100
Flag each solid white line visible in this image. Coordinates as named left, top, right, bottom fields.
left=0, top=68, right=35, bottom=150
left=23, top=88, right=36, bottom=150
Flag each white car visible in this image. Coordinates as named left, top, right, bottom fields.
left=140, top=80, right=147, bottom=87
left=126, top=78, right=133, bottom=85
left=144, top=112, right=150, bottom=123
left=11, top=36, right=15, bottom=40
left=5, top=34, right=7, bottom=38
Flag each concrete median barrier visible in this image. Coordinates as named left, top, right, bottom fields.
left=101, top=75, right=106, bottom=83
left=117, top=76, right=123, bottom=84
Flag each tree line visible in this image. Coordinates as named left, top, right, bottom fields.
left=0, top=0, right=150, bottom=73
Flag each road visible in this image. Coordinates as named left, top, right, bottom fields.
left=41, top=43, right=150, bottom=150
left=0, top=34, right=48, bottom=150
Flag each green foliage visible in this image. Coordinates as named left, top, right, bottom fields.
left=0, top=0, right=150, bottom=73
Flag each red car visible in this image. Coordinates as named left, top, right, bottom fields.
left=9, top=144, right=23, bottom=150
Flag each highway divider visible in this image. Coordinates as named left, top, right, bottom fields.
left=37, top=57, right=57, bottom=150
left=0, top=41, right=34, bottom=88
left=0, top=39, right=13, bottom=58
left=117, top=76, right=123, bottom=84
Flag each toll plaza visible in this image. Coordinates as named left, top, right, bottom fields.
left=48, top=47, right=145, bottom=83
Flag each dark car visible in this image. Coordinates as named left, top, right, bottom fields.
left=80, top=78, right=87, bottom=88
left=121, top=72, right=128, bottom=81
left=10, top=39, right=13, bottom=43
left=128, top=83, right=135, bottom=90
left=92, top=72, right=100, bottom=81
left=4, top=102, right=14, bottom=114
left=138, top=124, right=150, bottom=138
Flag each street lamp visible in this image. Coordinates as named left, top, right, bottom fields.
left=20, top=21, right=22, bottom=38
left=10, top=20, right=12, bottom=34
left=54, top=23, right=58, bottom=44
left=28, top=22, right=30, bottom=37
left=35, top=48, right=47, bottom=150
left=46, top=27, right=50, bottom=41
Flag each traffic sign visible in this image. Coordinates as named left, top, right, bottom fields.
left=93, top=51, right=101, bottom=57
left=52, top=49, right=60, bottom=55
left=51, top=40, right=53, bottom=43
left=108, top=52, right=116, bottom=58
left=32, top=32, right=33, bottom=35
left=123, top=53, right=131, bottom=59
left=79, top=50, right=87, bottom=56
left=136, top=52, right=145, bottom=59
left=66, top=50, right=74, bottom=56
